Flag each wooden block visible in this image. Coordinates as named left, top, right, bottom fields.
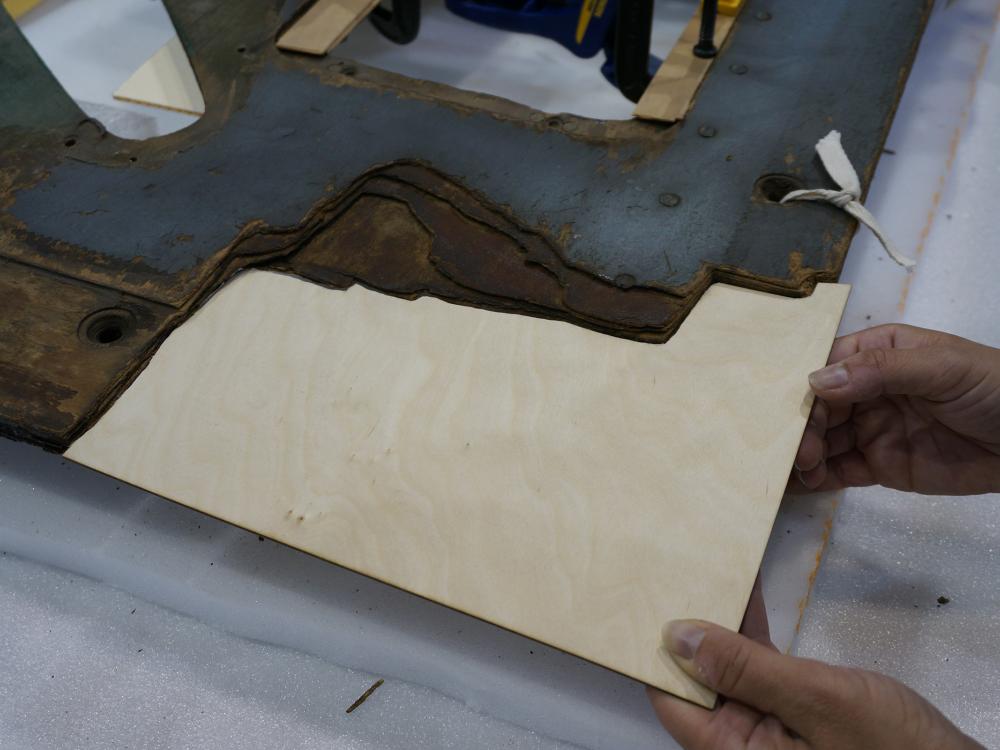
left=66, top=271, right=849, bottom=706
left=634, top=10, right=737, bottom=123
left=2, top=0, right=44, bottom=19
left=276, top=0, right=381, bottom=56
left=113, top=36, right=205, bottom=117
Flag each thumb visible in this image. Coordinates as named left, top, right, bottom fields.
left=663, top=620, right=847, bottom=736
left=807, top=346, right=960, bottom=404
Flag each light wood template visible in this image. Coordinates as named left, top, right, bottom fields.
left=113, top=36, right=205, bottom=116
left=633, top=10, right=737, bottom=123
left=67, top=271, right=848, bottom=706
left=276, top=0, right=381, bottom=56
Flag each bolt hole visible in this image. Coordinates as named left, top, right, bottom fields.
left=64, top=137, right=76, bottom=147
left=128, top=156, right=138, bottom=163
left=236, top=45, right=247, bottom=53
left=96, top=324, right=123, bottom=343
left=79, top=308, right=135, bottom=346
left=754, top=174, right=804, bottom=203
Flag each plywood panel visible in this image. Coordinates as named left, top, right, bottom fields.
left=66, top=271, right=848, bottom=706
left=113, top=36, right=204, bottom=116
left=634, top=10, right=736, bottom=123
left=276, top=0, right=381, bottom=56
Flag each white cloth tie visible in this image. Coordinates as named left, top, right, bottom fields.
left=781, top=130, right=915, bottom=270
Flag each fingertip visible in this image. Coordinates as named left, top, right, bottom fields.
left=808, top=363, right=849, bottom=393
left=794, top=432, right=824, bottom=473
left=798, top=462, right=827, bottom=490
left=662, top=620, right=708, bottom=661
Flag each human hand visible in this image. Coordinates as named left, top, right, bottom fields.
left=792, top=324, right=1000, bottom=495
left=647, top=590, right=983, bottom=750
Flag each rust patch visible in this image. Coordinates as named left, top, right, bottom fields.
left=793, top=498, right=839, bottom=639
left=898, top=13, right=996, bottom=314
left=0, top=257, right=173, bottom=448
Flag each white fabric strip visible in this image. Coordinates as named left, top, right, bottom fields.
left=781, top=130, right=916, bottom=269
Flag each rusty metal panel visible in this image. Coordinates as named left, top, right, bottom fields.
left=0, top=0, right=932, bottom=450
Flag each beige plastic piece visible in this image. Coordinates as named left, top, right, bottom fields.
left=634, top=10, right=737, bottom=123
left=66, top=271, right=849, bottom=706
left=276, top=0, right=381, bottom=55
left=113, top=36, right=205, bottom=116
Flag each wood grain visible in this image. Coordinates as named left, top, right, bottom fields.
left=113, top=36, right=205, bottom=116
left=633, top=10, right=736, bottom=123
left=276, top=0, right=381, bottom=56
left=66, top=271, right=848, bottom=706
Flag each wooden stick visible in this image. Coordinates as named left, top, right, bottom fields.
left=277, top=0, right=382, bottom=56
left=633, top=9, right=736, bottom=123
left=345, top=679, right=384, bottom=714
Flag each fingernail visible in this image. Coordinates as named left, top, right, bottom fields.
left=809, top=364, right=848, bottom=390
left=662, top=621, right=706, bottom=660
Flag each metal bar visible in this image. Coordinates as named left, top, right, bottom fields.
left=693, top=0, right=719, bottom=58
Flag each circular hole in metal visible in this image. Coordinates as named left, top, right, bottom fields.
left=128, top=156, right=138, bottom=163
left=64, top=137, right=76, bottom=147
left=96, top=325, right=122, bottom=343
left=236, top=45, right=247, bottom=53
left=754, top=174, right=804, bottom=203
left=79, top=308, right=135, bottom=346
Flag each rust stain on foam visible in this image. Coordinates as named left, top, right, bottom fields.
left=792, top=495, right=840, bottom=646
left=898, top=7, right=1000, bottom=314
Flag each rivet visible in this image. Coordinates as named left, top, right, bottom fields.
left=614, top=273, right=636, bottom=289
left=729, top=63, right=748, bottom=75
left=658, top=192, right=681, bottom=207
left=697, top=124, right=717, bottom=138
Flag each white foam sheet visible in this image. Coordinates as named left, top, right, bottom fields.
left=0, top=439, right=666, bottom=749
left=795, top=2, right=1000, bottom=747
left=0, top=551, right=569, bottom=750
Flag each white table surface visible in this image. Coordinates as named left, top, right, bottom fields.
left=2, top=1, right=998, bottom=747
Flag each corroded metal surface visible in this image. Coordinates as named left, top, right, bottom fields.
left=0, top=0, right=931, bottom=450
